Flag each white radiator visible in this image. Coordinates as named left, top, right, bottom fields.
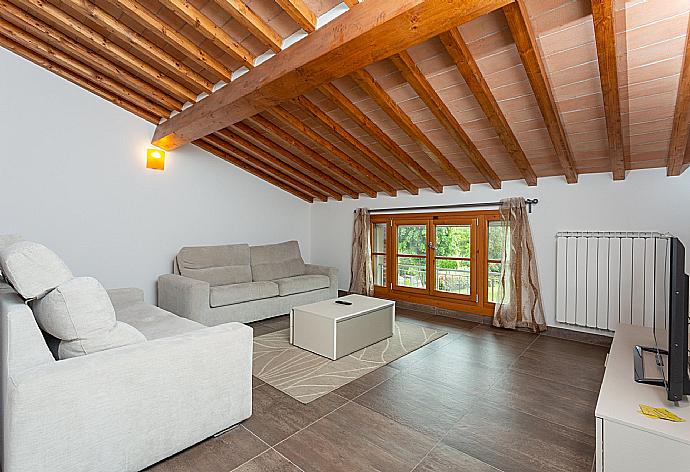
left=555, top=232, right=670, bottom=331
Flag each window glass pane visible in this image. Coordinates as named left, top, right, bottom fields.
left=373, top=223, right=386, bottom=253
left=397, top=225, right=426, bottom=255
left=397, top=257, right=426, bottom=288
left=435, top=259, right=470, bottom=294
left=488, top=221, right=506, bottom=261
left=374, top=254, right=386, bottom=286
left=487, top=261, right=503, bottom=303
left=435, top=225, right=470, bottom=258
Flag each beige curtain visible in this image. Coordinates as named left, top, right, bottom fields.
left=493, top=197, right=547, bottom=333
left=349, top=208, right=374, bottom=296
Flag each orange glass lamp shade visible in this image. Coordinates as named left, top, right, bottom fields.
left=146, top=148, right=166, bottom=170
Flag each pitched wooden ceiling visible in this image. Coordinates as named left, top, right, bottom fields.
left=2, top=0, right=689, bottom=202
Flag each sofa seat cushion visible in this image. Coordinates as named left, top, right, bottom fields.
left=177, top=244, right=251, bottom=286
left=275, top=274, right=330, bottom=296
left=210, top=281, right=279, bottom=307
left=250, top=241, right=306, bottom=281
left=116, top=303, right=202, bottom=340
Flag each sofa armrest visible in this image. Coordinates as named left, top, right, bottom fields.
left=305, top=264, right=338, bottom=292
left=157, top=274, right=210, bottom=322
left=6, top=323, right=253, bottom=472
left=107, top=287, right=145, bottom=310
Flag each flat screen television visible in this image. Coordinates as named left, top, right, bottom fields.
left=634, top=237, right=690, bottom=402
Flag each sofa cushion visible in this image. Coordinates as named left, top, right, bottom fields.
left=0, top=241, right=73, bottom=299
left=275, top=274, right=330, bottom=296
left=210, top=281, right=279, bottom=307
left=250, top=241, right=305, bottom=281
left=116, top=303, right=202, bottom=340
left=177, top=244, right=251, bottom=286
left=31, top=277, right=145, bottom=359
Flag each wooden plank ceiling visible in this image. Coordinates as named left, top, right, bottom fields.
left=2, top=0, right=689, bottom=202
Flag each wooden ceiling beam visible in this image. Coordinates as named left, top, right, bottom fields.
left=218, top=127, right=337, bottom=200
left=391, top=50, right=502, bottom=189
left=158, top=0, right=254, bottom=69
left=0, top=0, right=182, bottom=111
left=59, top=0, right=213, bottom=92
left=151, top=0, right=513, bottom=149
left=351, top=68, right=470, bottom=191
left=208, top=133, right=326, bottom=200
left=249, top=114, right=364, bottom=199
left=216, top=0, right=282, bottom=53
left=503, top=0, right=578, bottom=183
left=270, top=107, right=385, bottom=197
left=319, top=83, right=443, bottom=192
left=590, top=0, right=626, bottom=180
left=0, top=35, right=159, bottom=123
left=274, top=0, right=316, bottom=33
left=115, top=0, right=233, bottom=81
left=0, top=17, right=170, bottom=117
left=195, top=139, right=314, bottom=202
left=667, top=13, right=690, bottom=176
left=20, top=0, right=197, bottom=103
left=233, top=121, right=350, bottom=199
left=343, top=0, right=358, bottom=7
left=294, top=95, right=419, bottom=195
left=439, top=30, right=536, bottom=186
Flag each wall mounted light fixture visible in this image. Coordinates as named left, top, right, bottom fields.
left=146, top=148, right=165, bottom=170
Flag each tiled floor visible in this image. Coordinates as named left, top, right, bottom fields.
left=149, top=308, right=609, bottom=472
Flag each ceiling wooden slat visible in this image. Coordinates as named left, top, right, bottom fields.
left=158, top=0, right=255, bottom=69
left=208, top=133, right=328, bottom=200
left=0, top=16, right=169, bottom=117
left=667, top=14, right=690, bottom=176
left=216, top=0, right=282, bottom=53
left=196, top=139, right=314, bottom=202
left=274, top=0, right=316, bottom=33
left=218, top=128, right=337, bottom=199
left=343, top=0, right=358, bottom=8
left=151, top=0, right=513, bottom=149
left=249, top=114, right=363, bottom=199
left=270, top=106, right=386, bottom=197
left=351, top=68, right=471, bottom=191
left=0, top=0, right=181, bottom=111
left=114, top=0, right=233, bottom=81
left=391, top=50, right=502, bottom=189
left=503, top=0, right=578, bottom=184
left=319, top=83, right=444, bottom=193
left=232, top=121, right=348, bottom=200
left=0, top=34, right=159, bottom=123
left=59, top=0, right=213, bottom=92
left=19, top=0, right=197, bottom=103
left=439, top=30, right=536, bottom=186
left=294, top=95, right=419, bottom=195
left=590, top=0, right=626, bottom=180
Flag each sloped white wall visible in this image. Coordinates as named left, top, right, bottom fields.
left=309, top=168, right=690, bottom=331
left=0, top=49, right=311, bottom=302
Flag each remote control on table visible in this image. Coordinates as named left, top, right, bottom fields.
left=335, top=300, right=352, bottom=305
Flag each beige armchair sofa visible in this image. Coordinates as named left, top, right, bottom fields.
left=158, top=241, right=338, bottom=325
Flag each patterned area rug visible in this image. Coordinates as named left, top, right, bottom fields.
left=252, top=321, right=447, bottom=403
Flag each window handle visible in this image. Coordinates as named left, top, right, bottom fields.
left=428, top=242, right=435, bottom=249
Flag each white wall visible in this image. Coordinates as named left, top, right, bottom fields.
left=310, top=168, right=690, bottom=330
left=0, top=49, right=311, bottom=302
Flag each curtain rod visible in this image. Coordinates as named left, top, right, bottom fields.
left=357, top=198, right=539, bottom=215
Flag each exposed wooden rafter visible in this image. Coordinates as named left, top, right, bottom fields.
left=503, top=0, right=578, bottom=183
left=274, top=0, right=316, bottom=33
left=590, top=0, right=626, bottom=180
left=667, top=13, right=690, bottom=176
left=158, top=0, right=255, bottom=69
left=343, top=0, right=358, bottom=8
left=319, top=83, right=444, bottom=193
left=216, top=0, right=282, bottom=53
left=152, top=0, right=513, bottom=149
left=391, top=50, right=502, bottom=189
left=439, top=29, right=537, bottom=186
left=294, top=95, right=419, bottom=195
left=270, top=106, right=394, bottom=197
left=351, top=68, right=471, bottom=191
left=196, top=139, right=314, bottom=202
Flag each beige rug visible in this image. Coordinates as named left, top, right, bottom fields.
left=252, top=321, right=447, bottom=403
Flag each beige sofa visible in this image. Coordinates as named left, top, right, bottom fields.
left=158, top=241, right=338, bottom=325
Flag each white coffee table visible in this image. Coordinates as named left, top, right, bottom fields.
left=289, top=294, right=395, bottom=360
